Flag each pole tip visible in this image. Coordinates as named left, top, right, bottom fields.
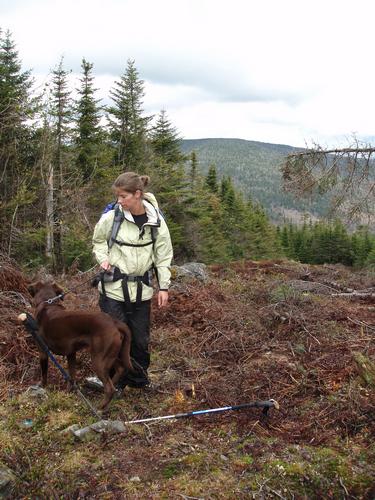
left=17, top=313, right=27, bottom=323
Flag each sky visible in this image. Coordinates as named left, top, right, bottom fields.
left=1, top=0, right=375, bottom=148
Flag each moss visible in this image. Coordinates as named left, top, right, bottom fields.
left=182, top=452, right=208, bottom=467
left=162, top=462, right=181, bottom=479
left=232, top=454, right=254, bottom=473
left=353, top=352, right=375, bottom=387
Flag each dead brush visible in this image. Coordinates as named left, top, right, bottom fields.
left=153, top=263, right=375, bottom=444
left=0, top=253, right=29, bottom=295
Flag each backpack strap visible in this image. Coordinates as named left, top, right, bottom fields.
left=108, top=204, right=124, bottom=249
left=111, top=239, right=154, bottom=248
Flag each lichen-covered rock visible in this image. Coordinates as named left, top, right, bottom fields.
left=171, top=262, right=208, bottom=284
left=70, top=419, right=126, bottom=441
left=0, top=464, right=15, bottom=499
left=24, top=385, right=48, bottom=400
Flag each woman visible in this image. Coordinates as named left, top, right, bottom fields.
left=92, top=172, right=173, bottom=389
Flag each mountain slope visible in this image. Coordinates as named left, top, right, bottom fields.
left=181, top=138, right=329, bottom=221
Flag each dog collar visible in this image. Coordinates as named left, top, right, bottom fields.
left=45, top=293, right=65, bottom=305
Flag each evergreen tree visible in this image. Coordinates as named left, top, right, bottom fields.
left=0, top=29, right=35, bottom=254
left=190, top=188, right=230, bottom=263
left=108, top=59, right=150, bottom=168
left=147, top=156, right=190, bottom=258
left=205, top=164, right=218, bottom=193
left=365, top=245, right=375, bottom=268
left=280, top=225, right=289, bottom=254
left=150, top=109, right=184, bottom=164
left=50, top=57, right=72, bottom=271
left=220, top=176, right=244, bottom=259
left=245, top=203, right=278, bottom=259
left=75, top=58, right=102, bottom=182
left=190, top=151, right=198, bottom=188
left=331, top=220, right=353, bottom=265
left=352, top=226, right=373, bottom=267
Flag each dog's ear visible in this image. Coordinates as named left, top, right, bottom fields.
left=28, top=281, right=42, bottom=297
left=52, top=283, right=64, bottom=299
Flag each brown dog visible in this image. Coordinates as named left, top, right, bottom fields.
left=28, top=281, right=133, bottom=409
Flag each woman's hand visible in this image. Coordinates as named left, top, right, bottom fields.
left=100, top=260, right=111, bottom=271
left=158, top=290, right=169, bottom=308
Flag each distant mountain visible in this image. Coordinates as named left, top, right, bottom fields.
left=181, top=138, right=330, bottom=222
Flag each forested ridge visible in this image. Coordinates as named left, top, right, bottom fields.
left=181, top=138, right=332, bottom=220
left=0, top=29, right=374, bottom=272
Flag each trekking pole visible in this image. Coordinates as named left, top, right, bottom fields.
left=123, top=399, right=279, bottom=426
left=18, top=312, right=101, bottom=420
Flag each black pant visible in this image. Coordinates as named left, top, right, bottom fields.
left=99, top=294, right=151, bottom=387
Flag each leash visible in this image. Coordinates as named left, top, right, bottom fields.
left=123, top=399, right=280, bottom=425
left=45, top=273, right=101, bottom=304
left=18, top=312, right=101, bottom=419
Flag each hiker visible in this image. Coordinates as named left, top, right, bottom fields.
left=92, top=172, right=173, bottom=389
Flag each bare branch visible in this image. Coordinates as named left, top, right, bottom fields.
left=281, top=141, right=375, bottom=222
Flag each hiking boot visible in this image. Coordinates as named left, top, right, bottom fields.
left=85, top=378, right=125, bottom=399
left=85, top=376, right=104, bottom=391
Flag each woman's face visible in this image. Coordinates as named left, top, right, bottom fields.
left=116, top=189, right=142, bottom=212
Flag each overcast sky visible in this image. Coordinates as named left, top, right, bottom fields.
left=2, top=0, right=375, bottom=147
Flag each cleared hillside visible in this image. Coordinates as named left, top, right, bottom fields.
left=1, top=256, right=374, bottom=498
left=181, top=138, right=330, bottom=222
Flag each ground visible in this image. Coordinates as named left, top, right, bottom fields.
left=0, top=257, right=374, bottom=499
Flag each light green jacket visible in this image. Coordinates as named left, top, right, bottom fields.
left=92, top=193, right=173, bottom=302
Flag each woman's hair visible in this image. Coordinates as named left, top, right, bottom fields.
left=113, top=172, right=150, bottom=193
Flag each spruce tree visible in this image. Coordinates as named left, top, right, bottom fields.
left=108, top=59, right=150, bottom=168
left=280, top=225, right=289, bottom=254
left=353, top=226, right=373, bottom=267
left=245, top=203, right=277, bottom=260
left=192, top=190, right=230, bottom=263
left=0, top=29, right=34, bottom=253
left=50, top=57, right=72, bottom=271
left=190, top=151, right=198, bottom=188
left=75, top=58, right=102, bottom=182
left=205, top=165, right=218, bottom=193
left=150, top=109, right=184, bottom=164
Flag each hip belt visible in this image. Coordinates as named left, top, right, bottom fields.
left=100, top=267, right=151, bottom=314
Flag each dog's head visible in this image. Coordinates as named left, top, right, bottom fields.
left=28, top=281, right=64, bottom=306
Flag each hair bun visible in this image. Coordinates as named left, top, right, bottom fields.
left=140, top=175, right=150, bottom=188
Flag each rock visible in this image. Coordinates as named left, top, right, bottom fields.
left=0, top=464, right=15, bottom=499
left=90, top=420, right=126, bottom=434
left=60, top=424, right=80, bottom=435
left=24, top=385, right=48, bottom=400
left=71, top=425, right=94, bottom=442
left=129, top=476, right=141, bottom=482
left=171, top=262, right=208, bottom=287
left=71, top=419, right=126, bottom=441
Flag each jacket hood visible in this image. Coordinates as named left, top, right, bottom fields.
left=143, top=192, right=158, bottom=208
left=120, top=192, right=160, bottom=227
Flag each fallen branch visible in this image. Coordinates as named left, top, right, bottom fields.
left=331, top=292, right=375, bottom=299
left=347, top=317, right=375, bottom=332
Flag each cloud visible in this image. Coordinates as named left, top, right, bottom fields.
left=1, top=0, right=316, bottom=105
left=2, top=0, right=375, bottom=147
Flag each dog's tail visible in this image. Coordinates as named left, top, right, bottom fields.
left=113, top=320, right=133, bottom=372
